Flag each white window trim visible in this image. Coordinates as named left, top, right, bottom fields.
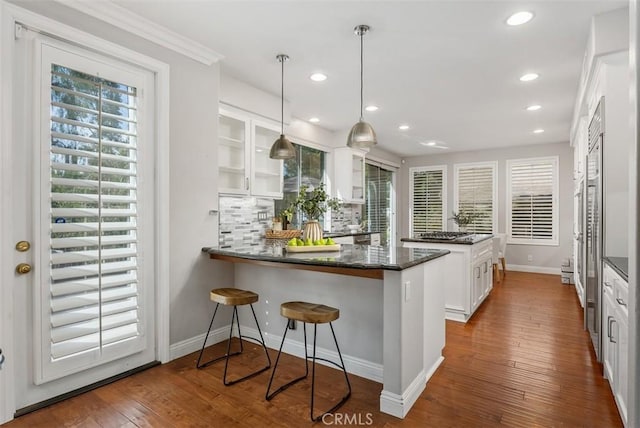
left=506, top=156, right=559, bottom=246
left=0, top=4, right=170, bottom=422
left=453, top=161, right=498, bottom=233
left=409, top=165, right=448, bottom=234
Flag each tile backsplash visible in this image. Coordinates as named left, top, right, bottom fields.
left=331, top=203, right=363, bottom=233
left=218, top=196, right=274, bottom=250
left=218, top=196, right=362, bottom=246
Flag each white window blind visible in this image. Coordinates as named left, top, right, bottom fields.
left=49, top=64, right=141, bottom=362
left=507, top=157, right=559, bottom=245
left=454, top=162, right=496, bottom=234
left=410, top=166, right=446, bottom=234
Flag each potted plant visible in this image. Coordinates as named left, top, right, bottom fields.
left=450, top=210, right=481, bottom=231
left=287, top=183, right=341, bottom=241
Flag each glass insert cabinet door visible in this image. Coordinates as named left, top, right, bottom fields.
left=251, top=121, right=283, bottom=198
left=218, top=112, right=249, bottom=194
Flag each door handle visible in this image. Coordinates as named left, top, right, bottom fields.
left=16, top=263, right=32, bottom=274
left=0, top=348, right=4, bottom=370
left=607, top=315, right=613, bottom=338
left=616, top=298, right=627, bottom=307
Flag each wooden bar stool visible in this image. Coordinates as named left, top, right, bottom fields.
left=265, top=301, right=351, bottom=422
left=196, top=288, right=271, bottom=385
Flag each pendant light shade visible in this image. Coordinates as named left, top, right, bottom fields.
left=270, top=54, right=296, bottom=159
left=347, top=24, right=377, bottom=149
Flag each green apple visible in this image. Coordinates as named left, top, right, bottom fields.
left=326, top=238, right=336, bottom=245
left=296, top=238, right=304, bottom=246
left=287, top=238, right=297, bottom=246
left=313, top=239, right=323, bottom=246
left=305, top=239, right=312, bottom=246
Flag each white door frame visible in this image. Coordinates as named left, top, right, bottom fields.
left=0, top=2, right=171, bottom=423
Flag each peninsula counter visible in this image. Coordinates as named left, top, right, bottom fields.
left=202, top=243, right=449, bottom=418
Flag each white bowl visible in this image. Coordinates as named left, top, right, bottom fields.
left=347, top=225, right=360, bottom=233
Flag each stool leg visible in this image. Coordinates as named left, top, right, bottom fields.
left=222, top=305, right=272, bottom=386
left=309, top=322, right=352, bottom=422
left=196, top=303, right=225, bottom=368
left=266, top=321, right=309, bottom=400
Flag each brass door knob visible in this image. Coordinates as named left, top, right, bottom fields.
left=15, top=241, right=31, bottom=252
left=16, top=263, right=32, bottom=274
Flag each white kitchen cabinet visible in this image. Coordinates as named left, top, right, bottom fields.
left=602, top=261, right=628, bottom=426
left=218, top=107, right=283, bottom=198
left=333, top=147, right=365, bottom=204
left=402, top=238, right=492, bottom=322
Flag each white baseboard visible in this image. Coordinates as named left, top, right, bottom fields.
left=169, top=325, right=231, bottom=361
left=425, top=355, right=444, bottom=382
left=506, top=264, right=561, bottom=275
left=380, top=368, right=427, bottom=418
left=169, top=325, right=383, bottom=383
left=242, top=326, right=383, bottom=383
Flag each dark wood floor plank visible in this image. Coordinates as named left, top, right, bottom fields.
left=2, top=271, right=623, bottom=427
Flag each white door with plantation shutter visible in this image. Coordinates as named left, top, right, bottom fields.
left=11, top=35, right=157, bottom=409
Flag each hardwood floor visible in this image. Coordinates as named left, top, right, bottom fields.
left=3, top=271, right=623, bottom=427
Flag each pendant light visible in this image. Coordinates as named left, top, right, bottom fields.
left=269, top=54, right=296, bottom=159
left=347, top=25, right=377, bottom=149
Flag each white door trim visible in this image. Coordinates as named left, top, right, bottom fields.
left=0, top=1, right=170, bottom=422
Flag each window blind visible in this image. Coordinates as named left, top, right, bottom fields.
left=365, top=163, right=393, bottom=244
left=507, top=158, right=558, bottom=244
left=455, top=164, right=495, bottom=233
left=49, top=64, right=140, bottom=360
left=410, top=167, right=445, bottom=234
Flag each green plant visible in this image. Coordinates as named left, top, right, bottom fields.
left=288, top=183, right=341, bottom=220
left=280, top=207, right=294, bottom=222
left=449, top=210, right=482, bottom=226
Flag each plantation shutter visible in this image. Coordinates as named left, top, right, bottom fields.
left=455, top=164, right=495, bottom=233
left=507, top=157, right=558, bottom=245
left=410, top=167, right=445, bottom=234
left=48, top=64, right=142, bottom=364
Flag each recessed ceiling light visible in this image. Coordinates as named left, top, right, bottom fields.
left=506, top=11, right=534, bottom=26
left=309, top=73, right=327, bottom=82
left=398, top=125, right=410, bottom=131
left=526, top=105, right=542, bottom=111
left=309, top=117, right=320, bottom=123
left=520, top=73, right=539, bottom=82
left=365, top=105, right=379, bottom=112
left=533, top=129, right=545, bottom=134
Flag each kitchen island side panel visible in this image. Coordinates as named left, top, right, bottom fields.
left=233, top=262, right=384, bottom=364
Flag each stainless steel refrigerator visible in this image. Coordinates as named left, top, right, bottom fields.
left=585, top=97, right=604, bottom=360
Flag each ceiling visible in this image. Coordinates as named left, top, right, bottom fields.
left=113, top=0, right=626, bottom=157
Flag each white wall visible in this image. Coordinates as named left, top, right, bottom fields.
left=399, top=142, right=574, bottom=271
left=10, top=0, right=233, bottom=345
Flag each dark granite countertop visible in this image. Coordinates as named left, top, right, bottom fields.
left=401, top=234, right=494, bottom=245
left=324, top=231, right=381, bottom=238
left=202, top=242, right=449, bottom=271
left=603, top=256, right=628, bottom=281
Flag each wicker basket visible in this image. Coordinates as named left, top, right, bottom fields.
left=265, top=229, right=302, bottom=239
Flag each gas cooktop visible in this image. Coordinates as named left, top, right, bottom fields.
left=417, top=231, right=472, bottom=240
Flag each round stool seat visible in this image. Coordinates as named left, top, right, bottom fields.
left=210, top=288, right=258, bottom=306
left=280, top=301, right=339, bottom=324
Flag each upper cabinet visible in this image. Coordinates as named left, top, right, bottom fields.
left=218, top=107, right=283, bottom=198
left=333, top=147, right=365, bottom=204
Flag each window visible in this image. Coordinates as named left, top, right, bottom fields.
left=453, top=162, right=497, bottom=233
left=364, top=161, right=395, bottom=245
left=274, top=143, right=327, bottom=228
left=507, top=157, right=559, bottom=245
left=410, top=166, right=446, bottom=234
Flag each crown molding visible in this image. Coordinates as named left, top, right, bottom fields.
left=53, top=0, right=223, bottom=65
